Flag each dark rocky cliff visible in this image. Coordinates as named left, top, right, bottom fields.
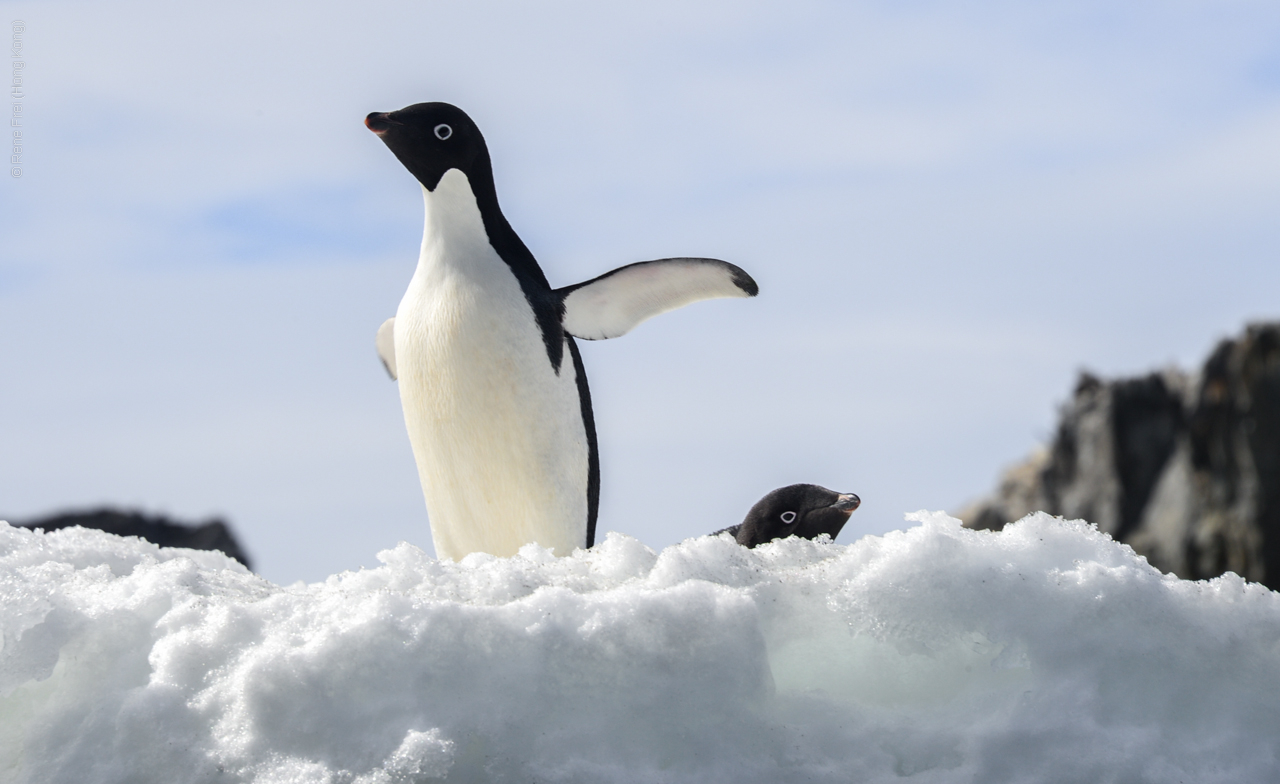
left=13, top=508, right=253, bottom=570
left=961, top=322, right=1280, bottom=588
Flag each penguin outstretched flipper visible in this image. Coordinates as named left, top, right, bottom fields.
left=557, top=258, right=758, bottom=341
left=376, top=317, right=397, bottom=380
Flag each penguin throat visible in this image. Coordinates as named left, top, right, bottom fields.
left=419, top=170, right=566, bottom=373
left=420, top=170, right=491, bottom=258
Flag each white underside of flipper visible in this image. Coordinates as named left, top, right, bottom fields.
left=560, top=258, right=757, bottom=340
left=376, top=317, right=397, bottom=379
left=394, top=170, right=589, bottom=560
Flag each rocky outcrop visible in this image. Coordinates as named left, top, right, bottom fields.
left=961, top=323, right=1280, bottom=588
left=14, top=508, right=253, bottom=570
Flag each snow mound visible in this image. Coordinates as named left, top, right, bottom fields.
left=3, top=513, right=1280, bottom=783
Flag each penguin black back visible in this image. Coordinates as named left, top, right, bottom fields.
left=719, top=484, right=861, bottom=548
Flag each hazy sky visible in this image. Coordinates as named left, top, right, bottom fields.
left=3, top=0, right=1279, bottom=583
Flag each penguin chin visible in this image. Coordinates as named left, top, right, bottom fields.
left=794, top=508, right=852, bottom=542
left=387, top=150, right=452, bottom=192
left=415, top=167, right=452, bottom=193
left=825, top=521, right=849, bottom=539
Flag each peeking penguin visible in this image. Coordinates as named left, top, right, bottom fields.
left=716, top=484, right=860, bottom=547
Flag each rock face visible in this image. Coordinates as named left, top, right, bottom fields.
left=962, top=322, right=1280, bottom=588
left=14, top=508, right=253, bottom=570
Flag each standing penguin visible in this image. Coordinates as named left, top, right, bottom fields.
left=367, top=102, right=757, bottom=561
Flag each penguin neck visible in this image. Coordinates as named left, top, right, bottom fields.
left=417, top=168, right=566, bottom=371
left=419, top=169, right=547, bottom=283
left=418, top=170, right=492, bottom=269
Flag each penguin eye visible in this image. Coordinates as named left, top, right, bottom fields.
left=434, top=123, right=453, bottom=140
left=780, top=511, right=797, bottom=524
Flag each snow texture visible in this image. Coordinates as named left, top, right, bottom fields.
left=2, top=512, right=1279, bottom=783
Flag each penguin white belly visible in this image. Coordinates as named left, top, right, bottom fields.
left=395, top=171, right=589, bottom=560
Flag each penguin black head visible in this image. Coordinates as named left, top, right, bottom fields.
left=730, top=484, right=860, bottom=548
left=366, top=102, right=492, bottom=192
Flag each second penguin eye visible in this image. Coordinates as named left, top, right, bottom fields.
left=434, top=123, right=453, bottom=140
left=781, top=511, right=797, bottom=524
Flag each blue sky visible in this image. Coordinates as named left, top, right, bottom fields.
left=3, top=0, right=1280, bottom=583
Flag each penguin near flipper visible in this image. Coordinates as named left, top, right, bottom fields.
left=366, top=102, right=757, bottom=561
left=716, top=484, right=861, bottom=548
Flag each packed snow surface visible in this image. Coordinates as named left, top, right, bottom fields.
left=3, top=512, right=1280, bottom=783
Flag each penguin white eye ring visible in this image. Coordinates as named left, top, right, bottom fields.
left=780, top=511, right=797, bottom=524
left=434, top=123, right=452, bottom=140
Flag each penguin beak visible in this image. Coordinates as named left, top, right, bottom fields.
left=833, top=493, right=861, bottom=514
left=365, top=112, right=398, bottom=135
